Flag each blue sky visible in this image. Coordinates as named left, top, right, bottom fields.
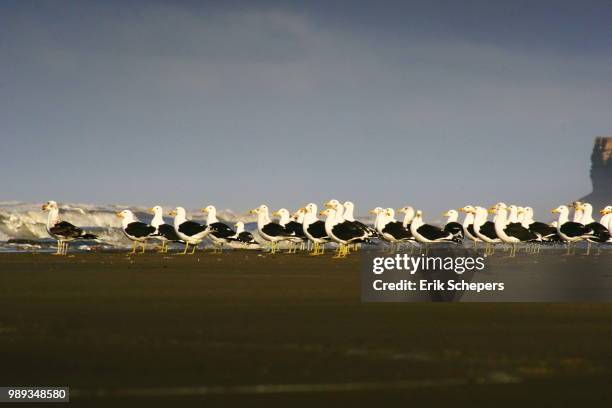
left=1, top=0, right=611, bottom=217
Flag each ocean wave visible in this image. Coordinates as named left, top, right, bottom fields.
left=0, top=202, right=249, bottom=245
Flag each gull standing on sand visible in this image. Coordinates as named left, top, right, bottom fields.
left=576, top=203, right=611, bottom=254
left=459, top=206, right=481, bottom=248
left=250, top=204, right=295, bottom=254
left=42, top=200, right=98, bottom=255
left=169, top=207, right=210, bottom=255
left=272, top=208, right=304, bottom=253
left=301, top=203, right=330, bottom=255
left=320, top=207, right=368, bottom=258
left=229, top=221, right=259, bottom=247
left=149, top=205, right=182, bottom=253
left=443, top=209, right=464, bottom=241
left=201, top=205, right=236, bottom=253
left=378, top=208, right=414, bottom=251
left=343, top=201, right=377, bottom=240
left=490, top=203, right=539, bottom=257
left=551, top=205, right=596, bottom=255
left=116, top=209, right=156, bottom=254
left=472, top=206, right=501, bottom=255
left=410, top=210, right=456, bottom=254
left=519, top=207, right=558, bottom=243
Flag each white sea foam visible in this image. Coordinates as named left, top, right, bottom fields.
left=0, top=202, right=252, bottom=246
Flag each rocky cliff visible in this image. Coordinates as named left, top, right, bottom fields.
left=579, top=137, right=612, bottom=210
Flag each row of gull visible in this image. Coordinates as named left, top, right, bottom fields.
left=40, top=200, right=611, bottom=256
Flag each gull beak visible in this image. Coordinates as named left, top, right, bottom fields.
left=459, top=207, right=466, bottom=212
left=396, top=208, right=404, bottom=212
left=200, top=208, right=207, bottom=213
left=249, top=209, right=257, bottom=214
left=169, top=210, right=177, bottom=216
left=599, top=209, right=606, bottom=215
left=41, top=204, right=47, bottom=210
left=115, top=211, right=123, bottom=218
left=369, top=209, right=376, bottom=214
left=319, top=210, right=326, bottom=216
left=443, top=212, right=450, bottom=217
left=551, top=208, right=559, bottom=214
left=148, top=208, right=155, bottom=214
left=488, top=208, right=495, bottom=214
left=272, top=211, right=279, bottom=216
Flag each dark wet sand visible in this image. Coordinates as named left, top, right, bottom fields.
left=1, top=251, right=612, bottom=406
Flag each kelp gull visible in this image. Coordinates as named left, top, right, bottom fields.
left=201, top=205, right=236, bottom=253
left=149, top=205, right=182, bottom=253
left=42, top=200, right=97, bottom=255
left=169, top=207, right=210, bottom=255
left=116, top=209, right=156, bottom=254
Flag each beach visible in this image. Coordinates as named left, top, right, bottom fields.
left=1, top=251, right=612, bottom=406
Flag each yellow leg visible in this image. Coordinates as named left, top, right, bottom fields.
left=190, top=244, right=197, bottom=255
left=180, top=243, right=189, bottom=255
left=140, top=242, right=146, bottom=254
left=309, top=242, right=319, bottom=256
left=129, top=241, right=137, bottom=255
left=333, top=244, right=347, bottom=258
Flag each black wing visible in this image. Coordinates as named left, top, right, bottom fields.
left=50, top=221, right=83, bottom=238
left=158, top=224, right=181, bottom=241
left=417, top=224, right=453, bottom=241
left=382, top=221, right=412, bottom=240
left=479, top=221, right=498, bottom=240
left=560, top=222, right=593, bottom=238
left=467, top=224, right=477, bottom=237
left=584, top=222, right=610, bottom=242
left=307, top=221, right=328, bottom=239
left=528, top=222, right=557, bottom=239
left=209, top=222, right=235, bottom=238
left=178, top=221, right=207, bottom=236
left=354, top=220, right=378, bottom=238
left=126, top=222, right=156, bottom=238
left=332, top=222, right=365, bottom=241
left=262, top=222, right=289, bottom=237
left=504, top=223, right=538, bottom=241
left=237, top=231, right=256, bottom=243
left=284, top=221, right=305, bottom=237
left=444, top=222, right=464, bottom=237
